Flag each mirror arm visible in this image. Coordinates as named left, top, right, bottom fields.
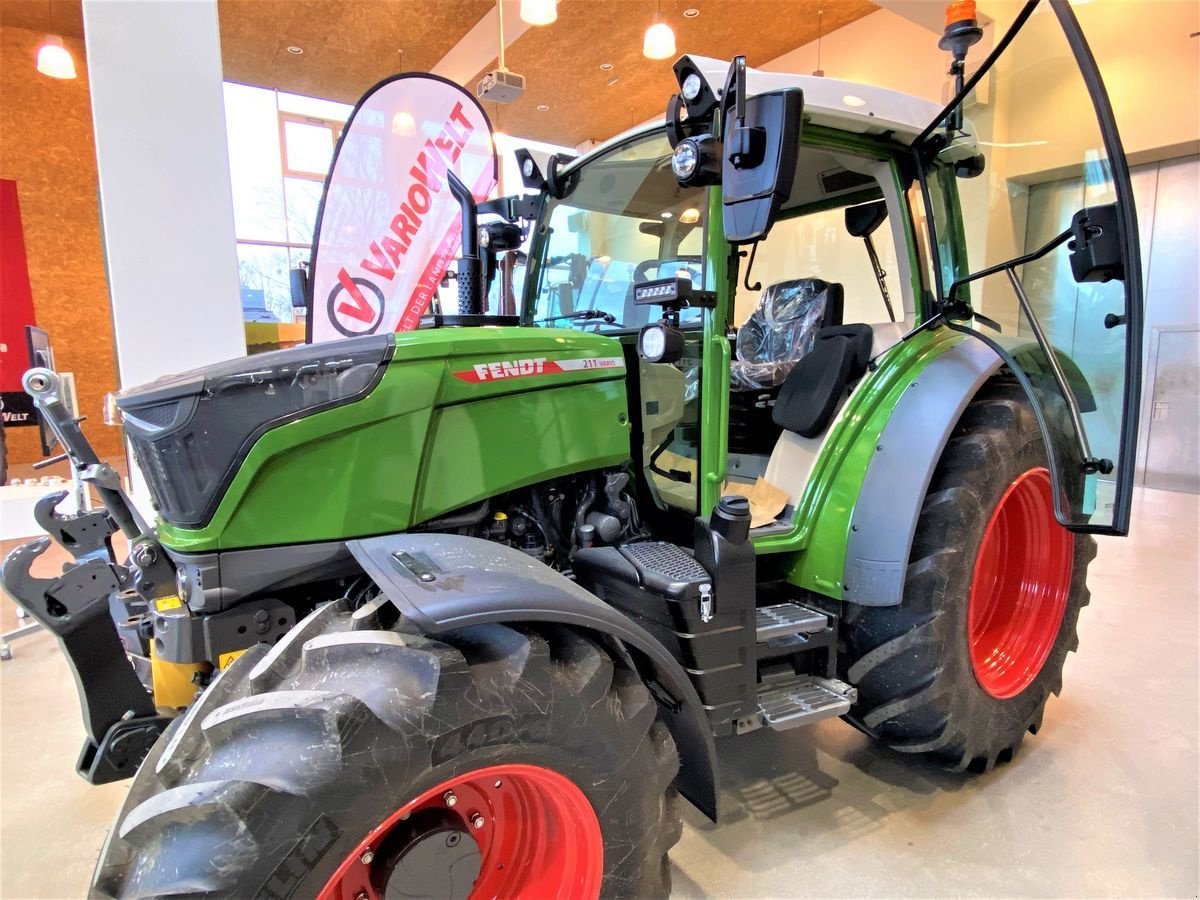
left=946, top=226, right=1072, bottom=305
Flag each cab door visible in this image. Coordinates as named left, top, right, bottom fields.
left=913, top=0, right=1143, bottom=535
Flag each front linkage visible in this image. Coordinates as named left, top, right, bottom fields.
left=0, top=368, right=174, bottom=784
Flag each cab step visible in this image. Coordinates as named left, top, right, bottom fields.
left=755, top=602, right=828, bottom=642
left=736, top=676, right=857, bottom=735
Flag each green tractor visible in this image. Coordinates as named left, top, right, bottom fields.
left=2, top=2, right=1144, bottom=897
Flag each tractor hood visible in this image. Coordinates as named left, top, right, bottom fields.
left=118, top=334, right=395, bottom=528
left=118, top=328, right=630, bottom=551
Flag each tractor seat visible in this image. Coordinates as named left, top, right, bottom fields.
left=772, top=324, right=873, bottom=438
left=730, top=278, right=844, bottom=392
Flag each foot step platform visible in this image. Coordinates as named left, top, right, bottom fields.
left=756, top=602, right=828, bottom=642
left=739, top=676, right=857, bottom=733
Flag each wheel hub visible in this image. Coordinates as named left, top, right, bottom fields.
left=318, top=764, right=603, bottom=900
left=968, top=467, right=1074, bottom=699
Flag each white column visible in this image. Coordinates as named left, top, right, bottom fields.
left=83, top=0, right=244, bottom=390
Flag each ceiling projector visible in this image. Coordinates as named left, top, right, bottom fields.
left=477, top=69, right=526, bottom=103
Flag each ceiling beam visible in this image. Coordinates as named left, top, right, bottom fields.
left=431, top=0, right=530, bottom=87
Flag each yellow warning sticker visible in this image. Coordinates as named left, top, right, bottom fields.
left=218, top=649, right=248, bottom=669
left=155, top=595, right=183, bottom=612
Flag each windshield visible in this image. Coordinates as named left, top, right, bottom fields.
left=526, top=131, right=708, bottom=332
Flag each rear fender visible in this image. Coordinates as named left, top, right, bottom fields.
left=348, top=533, right=720, bottom=822
left=842, top=334, right=1004, bottom=606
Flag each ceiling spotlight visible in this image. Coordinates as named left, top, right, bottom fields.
left=660, top=211, right=673, bottom=219
left=679, top=207, right=700, bottom=224
left=520, top=0, right=558, bottom=26
left=683, top=7, right=700, bottom=17
left=842, top=95, right=866, bottom=107
left=286, top=45, right=304, bottom=55
left=599, top=62, right=614, bottom=71
left=36, top=35, right=76, bottom=79
left=537, top=104, right=550, bottom=111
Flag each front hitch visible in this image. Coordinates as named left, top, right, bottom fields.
left=1, top=515, right=170, bottom=783
left=2, top=368, right=174, bottom=783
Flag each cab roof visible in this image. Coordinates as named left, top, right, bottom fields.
left=572, top=55, right=947, bottom=169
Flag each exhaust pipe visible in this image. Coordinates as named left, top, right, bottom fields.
left=446, top=170, right=483, bottom=316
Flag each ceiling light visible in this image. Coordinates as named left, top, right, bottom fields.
left=36, top=35, right=75, bottom=79
left=391, top=111, right=416, bottom=136
left=599, top=62, right=613, bottom=71
left=842, top=94, right=866, bottom=107
left=536, top=104, right=550, bottom=111
left=520, top=0, right=558, bottom=26
left=286, top=45, right=304, bottom=55
left=679, top=207, right=700, bottom=224
left=643, top=19, right=676, bottom=60
left=683, top=7, right=700, bottom=17
left=661, top=211, right=673, bottom=219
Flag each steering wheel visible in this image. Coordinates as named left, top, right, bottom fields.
left=632, top=255, right=703, bottom=286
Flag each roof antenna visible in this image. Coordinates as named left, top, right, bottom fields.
left=812, top=9, right=825, bottom=78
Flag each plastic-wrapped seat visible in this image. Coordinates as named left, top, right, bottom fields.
left=726, top=279, right=843, bottom=455
left=730, top=278, right=844, bottom=392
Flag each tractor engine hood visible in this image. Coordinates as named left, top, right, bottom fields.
left=117, top=334, right=393, bottom=529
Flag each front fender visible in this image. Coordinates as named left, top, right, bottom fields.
left=348, top=533, right=720, bottom=822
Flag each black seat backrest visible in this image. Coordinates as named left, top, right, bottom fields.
left=819, top=323, right=873, bottom=372
left=771, top=324, right=874, bottom=438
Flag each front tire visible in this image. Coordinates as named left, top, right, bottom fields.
left=93, top=600, right=680, bottom=899
left=842, top=378, right=1096, bottom=772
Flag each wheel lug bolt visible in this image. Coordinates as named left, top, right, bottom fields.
left=471, top=812, right=486, bottom=830
left=444, top=790, right=458, bottom=807
left=360, top=849, right=374, bottom=865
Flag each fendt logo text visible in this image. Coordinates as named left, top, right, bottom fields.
left=451, top=356, right=624, bottom=384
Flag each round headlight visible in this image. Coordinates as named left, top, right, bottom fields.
left=639, top=324, right=668, bottom=362
left=681, top=73, right=703, bottom=102
left=671, top=140, right=699, bottom=181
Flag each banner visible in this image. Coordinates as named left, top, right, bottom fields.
left=0, top=179, right=39, bottom=428
left=308, top=74, right=497, bottom=343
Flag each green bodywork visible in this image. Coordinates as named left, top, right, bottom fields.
left=158, top=327, right=629, bottom=552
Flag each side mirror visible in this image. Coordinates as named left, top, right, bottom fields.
left=845, top=200, right=887, bottom=239
left=722, top=88, right=803, bottom=244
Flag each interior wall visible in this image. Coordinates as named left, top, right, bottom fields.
left=761, top=8, right=993, bottom=102
left=0, top=25, right=121, bottom=465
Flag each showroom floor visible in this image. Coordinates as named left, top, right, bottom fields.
left=0, top=486, right=1196, bottom=898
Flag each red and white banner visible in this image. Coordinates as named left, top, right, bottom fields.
left=308, top=75, right=497, bottom=343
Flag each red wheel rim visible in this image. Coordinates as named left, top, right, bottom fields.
left=317, top=763, right=603, bottom=900
left=968, top=467, right=1074, bottom=700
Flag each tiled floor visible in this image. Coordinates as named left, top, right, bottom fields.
left=1, top=486, right=1196, bottom=898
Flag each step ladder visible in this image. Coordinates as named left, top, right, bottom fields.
left=736, top=675, right=857, bottom=734
left=755, top=602, right=828, bottom=642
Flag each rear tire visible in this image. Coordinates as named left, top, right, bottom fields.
left=841, top=378, right=1096, bottom=772
left=93, top=600, right=680, bottom=899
